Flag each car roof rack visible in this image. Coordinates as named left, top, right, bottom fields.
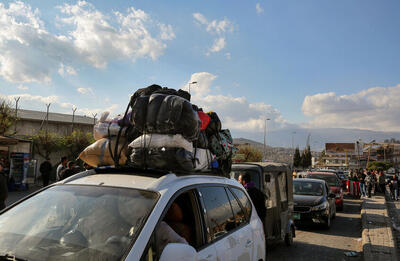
left=62, top=165, right=227, bottom=184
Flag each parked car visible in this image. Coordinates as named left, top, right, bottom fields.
left=305, top=172, right=344, bottom=210
left=0, top=168, right=266, bottom=261
left=231, top=162, right=296, bottom=246
left=293, top=178, right=336, bottom=229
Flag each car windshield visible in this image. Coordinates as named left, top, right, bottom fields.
left=0, top=185, right=158, bottom=261
left=308, top=175, right=338, bottom=187
left=293, top=181, right=324, bottom=196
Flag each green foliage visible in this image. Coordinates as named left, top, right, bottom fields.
left=27, top=130, right=94, bottom=159
left=0, top=99, right=17, bottom=135
left=293, top=147, right=301, bottom=167
left=235, top=145, right=263, bottom=162
left=384, top=138, right=400, bottom=144
left=60, top=130, right=95, bottom=159
left=301, top=146, right=312, bottom=169
left=27, top=131, right=63, bottom=159
left=367, top=161, right=391, bottom=171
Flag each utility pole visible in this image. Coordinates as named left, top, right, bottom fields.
left=14, top=97, right=20, bottom=133
left=263, top=118, right=270, bottom=161
left=72, top=107, right=77, bottom=133
left=45, top=103, right=51, bottom=137
left=188, top=81, right=197, bottom=94
left=92, top=113, right=97, bottom=125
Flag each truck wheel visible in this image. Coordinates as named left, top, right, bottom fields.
left=285, top=226, right=294, bottom=246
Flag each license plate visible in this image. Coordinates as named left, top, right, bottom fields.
left=293, top=213, right=301, bottom=220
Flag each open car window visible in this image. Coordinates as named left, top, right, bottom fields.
left=0, top=185, right=158, bottom=261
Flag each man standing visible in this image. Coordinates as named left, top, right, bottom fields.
left=365, top=171, right=375, bottom=198
left=358, top=170, right=367, bottom=197
left=240, top=173, right=266, bottom=221
left=56, top=156, right=67, bottom=181
left=59, top=161, right=78, bottom=180
left=0, top=162, right=8, bottom=210
left=39, top=158, right=52, bottom=187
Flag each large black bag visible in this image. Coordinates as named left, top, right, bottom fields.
left=130, top=84, right=162, bottom=105
left=205, top=111, right=222, bottom=137
left=156, top=95, right=184, bottom=132
left=154, top=87, right=191, bottom=101
left=146, top=94, right=166, bottom=132
left=130, top=96, right=149, bottom=132
left=130, top=147, right=195, bottom=172
left=193, top=130, right=208, bottom=149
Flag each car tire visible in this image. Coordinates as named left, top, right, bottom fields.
left=332, top=207, right=336, bottom=219
left=284, top=226, right=294, bottom=246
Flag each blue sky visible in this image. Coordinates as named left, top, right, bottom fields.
left=1, top=0, right=400, bottom=138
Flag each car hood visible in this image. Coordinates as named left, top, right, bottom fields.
left=293, top=195, right=324, bottom=206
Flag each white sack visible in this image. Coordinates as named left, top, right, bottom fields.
left=194, top=149, right=213, bottom=171
left=128, top=134, right=193, bottom=152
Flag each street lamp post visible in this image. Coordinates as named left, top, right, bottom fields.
left=263, top=118, right=270, bottom=160
left=188, top=81, right=197, bottom=94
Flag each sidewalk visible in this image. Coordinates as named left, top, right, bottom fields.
left=386, top=192, right=400, bottom=259
left=361, top=194, right=397, bottom=261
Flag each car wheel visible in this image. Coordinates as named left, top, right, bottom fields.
left=332, top=206, right=336, bottom=219
left=324, top=215, right=331, bottom=229
left=285, top=226, right=294, bottom=246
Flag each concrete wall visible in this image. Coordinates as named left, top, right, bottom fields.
left=15, top=120, right=92, bottom=137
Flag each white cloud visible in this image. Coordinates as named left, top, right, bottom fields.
left=256, top=3, right=264, bottom=14
left=207, top=37, right=226, bottom=55
left=17, top=85, right=28, bottom=90
left=77, top=87, right=94, bottom=95
left=193, top=12, right=234, bottom=55
left=225, top=52, right=231, bottom=60
left=184, top=72, right=287, bottom=133
left=302, top=84, right=400, bottom=131
left=0, top=1, right=174, bottom=83
left=58, top=64, right=77, bottom=77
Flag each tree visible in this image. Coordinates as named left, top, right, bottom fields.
left=301, top=146, right=312, bottom=169
left=293, top=147, right=301, bottom=167
left=384, top=138, right=400, bottom=144
left=60, top=130, right=95, bottom=159
left=0, top=99, right=17, bottom=136
left=367, top=161, right=391, bottom=171
left=235, top=145, right=263, bottom=162
left=27, top=131, right=63, bottom=159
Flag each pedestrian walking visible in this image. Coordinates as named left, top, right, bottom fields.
left=378, top=171, right=386, bottom=194
left=39, top=158, right=52, bottom=187
left=56, top=156, right=68, bottom=181
left=389, top=174, right=399, bottom=201
left=365, top=171, right=375, bottom=198
left=239, top=173, right=266, bottom=221
left=0, top=162, right=8, bottom=210
left=358, top=170, right=367, bottom=197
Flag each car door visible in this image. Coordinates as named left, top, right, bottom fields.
left=325, top=184, right=335, bottom=216
left=198, top=186, right=253, bottom=261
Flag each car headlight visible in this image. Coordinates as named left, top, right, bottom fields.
left=311, top=201, right=329, bottom=211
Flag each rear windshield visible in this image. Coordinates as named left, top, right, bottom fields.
left=308, top=174, right=338, bottom=187
left=230, top=169, right=261, bottom=189
left=0, top=185, right=158, bottom=261
left=293, top=180, right=324, bottom=196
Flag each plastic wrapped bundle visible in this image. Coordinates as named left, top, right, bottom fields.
left=193, top=149, right=213, bottom=171
left=130, top=147, right=194, bottom=172
left=79, top=137, right=128, bottom=167
left=128, top=134, right=193, bottom=153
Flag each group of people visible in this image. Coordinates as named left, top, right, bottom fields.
left=39, top=156, right=93, bottom=187
left=350, top=169, right=399, bottom=200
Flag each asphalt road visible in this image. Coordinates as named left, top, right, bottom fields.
left=267, top=196, right=363, bottom=261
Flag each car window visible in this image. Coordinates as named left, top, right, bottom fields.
left=231, top=187, right=252, bottom=220
left=226, top=188, right=247, bottom=227
left=293, top=181, right=324, bottom=196
left=199, top=186, right=236, bottom=242
left=265, top=173, right=277, bottom=208
left=278, top=172, right=287, bottom=202
left=0, top=185, right=158, bottom=261
left=308, top=174, right=338, bottom=187
left=230, top=169, right=261, bottom=190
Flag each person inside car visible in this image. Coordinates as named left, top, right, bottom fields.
left=241, top=173, right=266, bottom=221
left=156, top=202, right=189, bottom=254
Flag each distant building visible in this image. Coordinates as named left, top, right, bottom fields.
left=362, top=143, right=400, bottom=168
left=321, top=143, right=358, bottom=169
left=14, top=109, right=95, bottom=137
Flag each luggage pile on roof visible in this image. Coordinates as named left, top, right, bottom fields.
left=79, top=84, right=236, bottom=177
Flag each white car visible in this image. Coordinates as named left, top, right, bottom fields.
left=0, top=168, right=266, bottom=261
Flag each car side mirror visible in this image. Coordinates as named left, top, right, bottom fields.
left=160, top=243, right=198, bottom=261
left=265, top=175, right=271, bottom=182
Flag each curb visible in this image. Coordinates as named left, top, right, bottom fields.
left=361, top=193, right=397, bottom=261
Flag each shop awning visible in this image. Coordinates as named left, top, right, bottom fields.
left=0, top=136, right=19, bottom=145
